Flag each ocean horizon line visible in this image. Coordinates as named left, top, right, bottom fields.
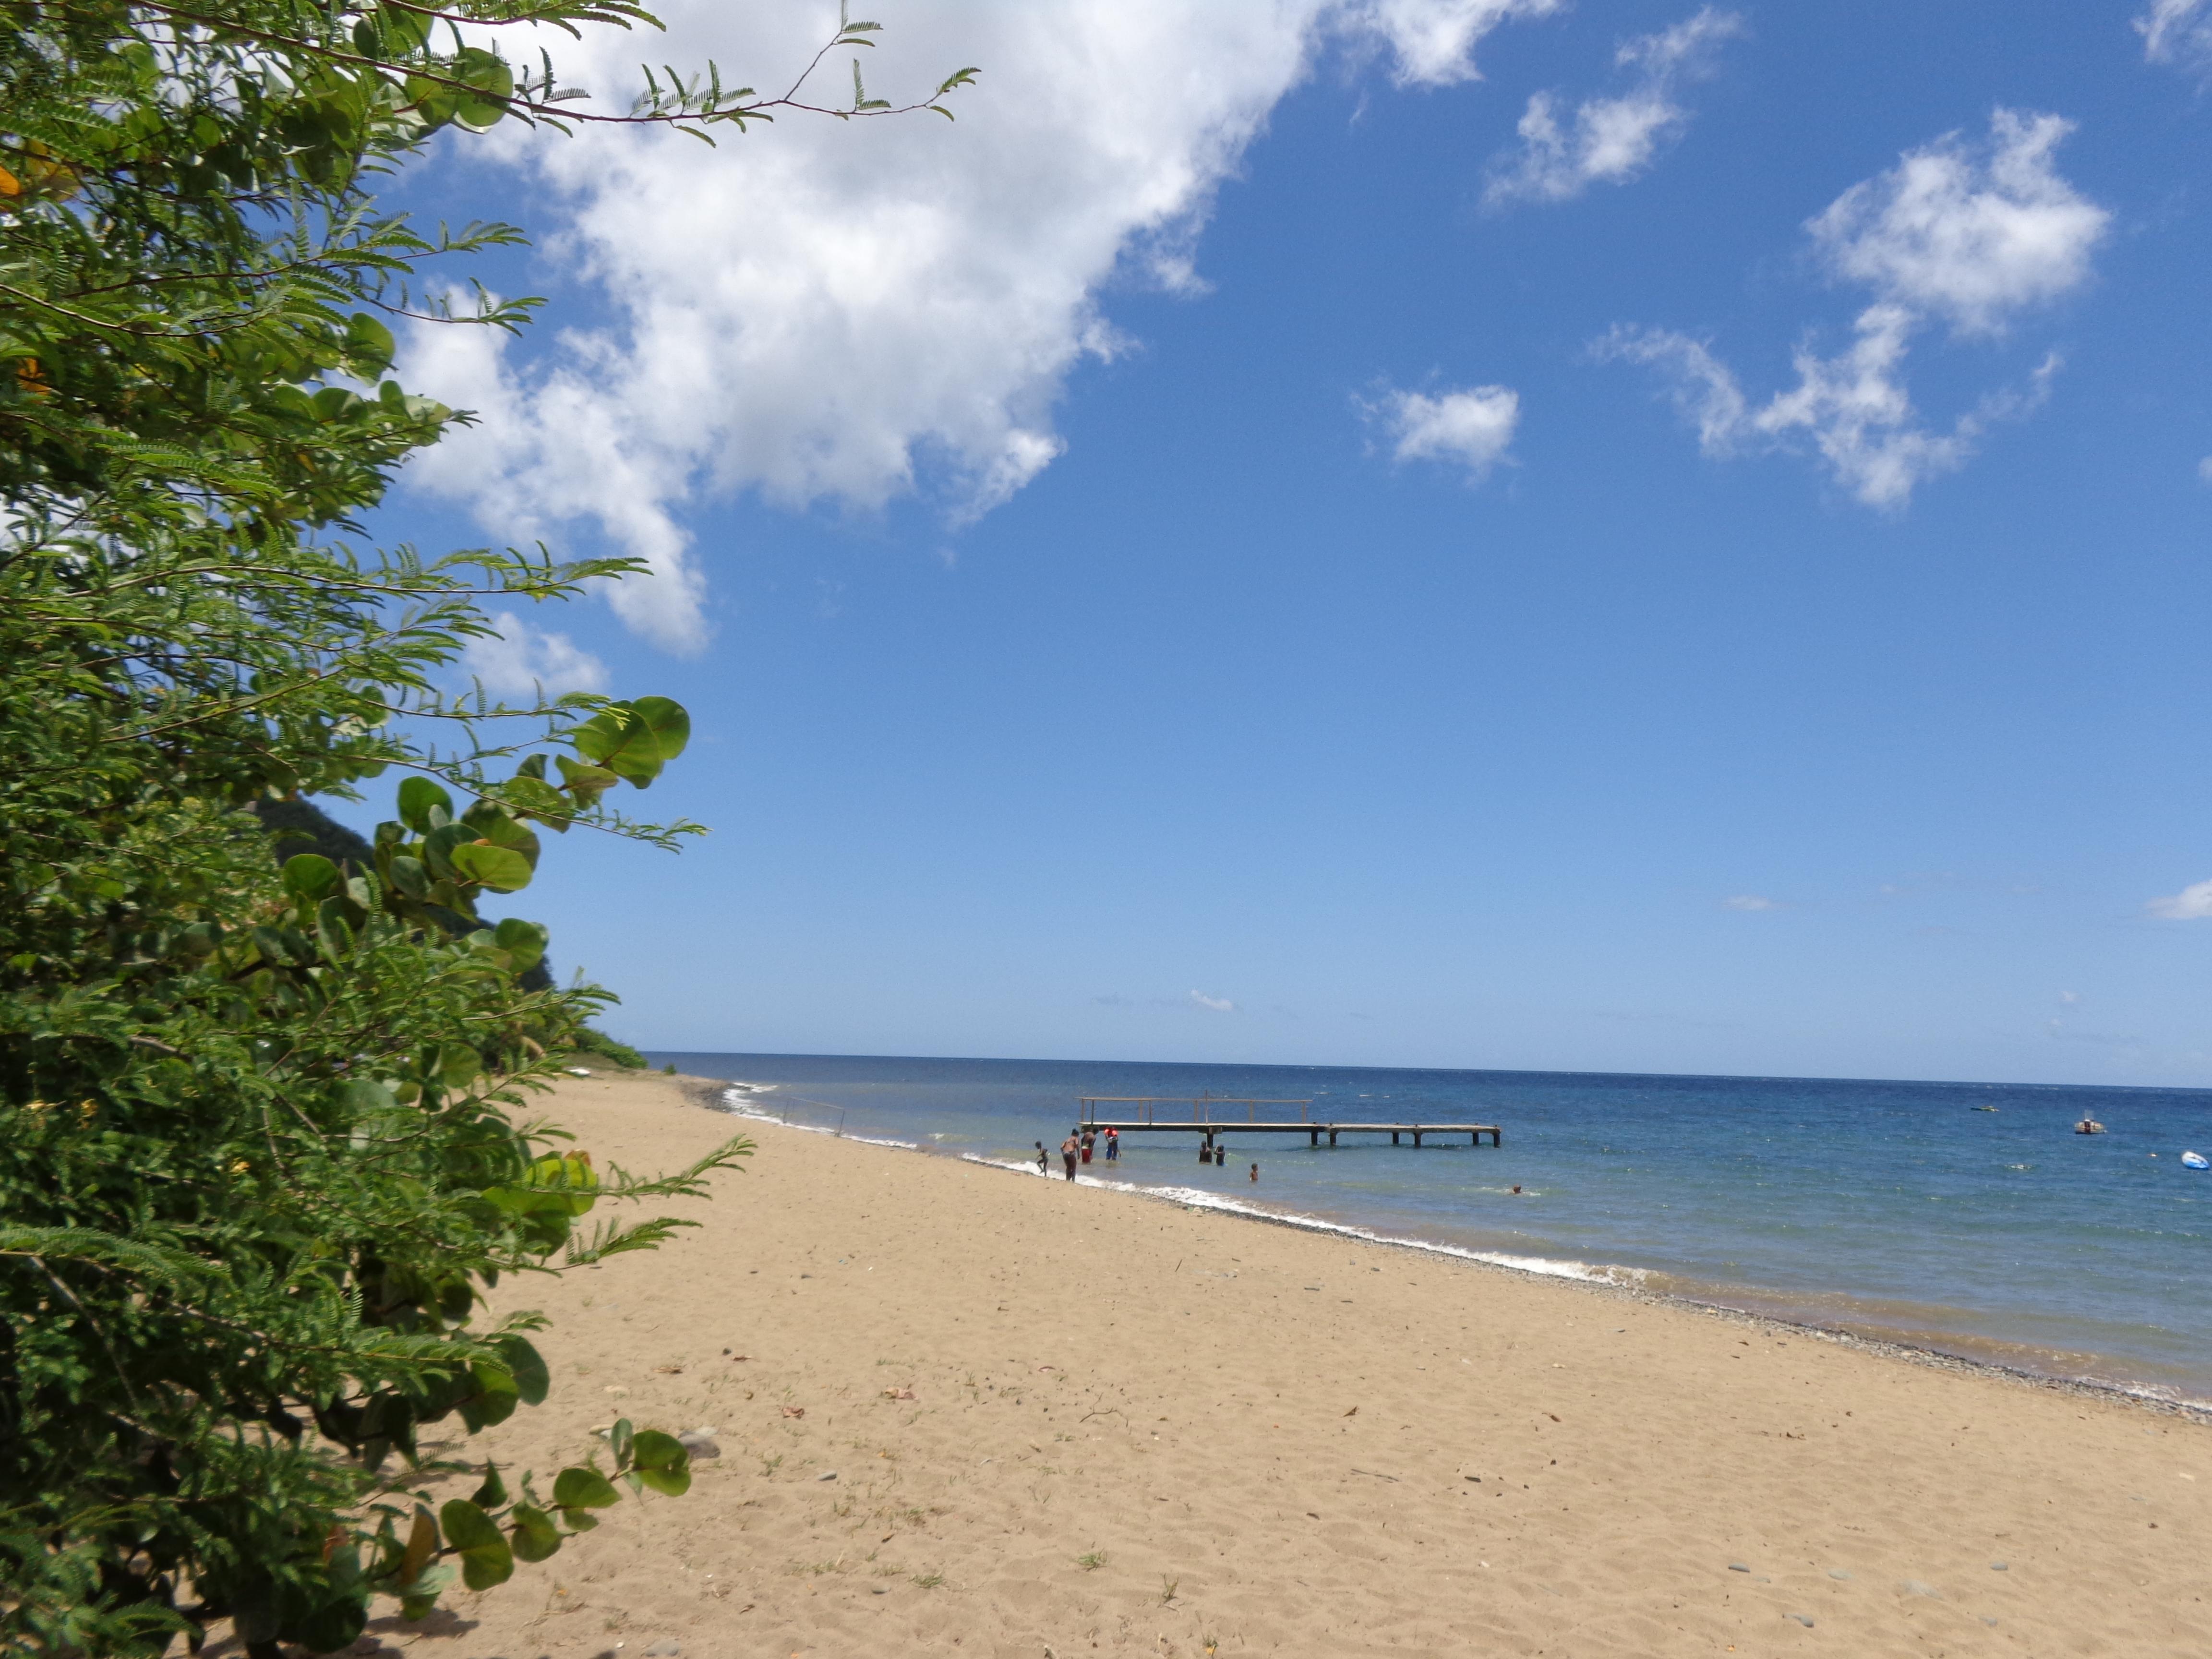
left=643, top=1046, right=2212, bottom=1099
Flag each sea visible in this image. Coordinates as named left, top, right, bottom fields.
left=643, top=1052, right=2212, bottom=1409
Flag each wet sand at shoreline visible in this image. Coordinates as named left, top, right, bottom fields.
left=391, top=1069, right=2212, bottom=1658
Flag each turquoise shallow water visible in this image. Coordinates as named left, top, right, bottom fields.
left=646, top=1052, right=2212, bottom=1404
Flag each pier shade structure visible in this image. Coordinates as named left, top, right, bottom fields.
left=1077, top=1096, right=1501, bottom=1149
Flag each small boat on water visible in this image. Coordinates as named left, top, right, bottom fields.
left=1972, top=1105, right=1998, bottom=1112
left=2182, top=1150, right=2210, bottom=1171
left=2074, top=1118, right=2106, bottom=1135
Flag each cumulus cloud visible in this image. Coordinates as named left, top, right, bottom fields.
left=2147, top=879, right=2212, bottom=919
left=1807, top=110, right=2110, bottom=337
left=458, top=609, right=609, bottom=699
left=400, top=1, right=1560, bottom=649
left=1486, top=7, right=1742, bottom=205
left=1348, top=0, right=1564, bottom=87
left=1189, top=989, right=1238, bottom=1012
left=1369, top=384, right=1520, bottom=477
left=1721, top=893, right=1779, bottom=912
left=1599, top=109, right=2103, bottom=507
left=2138, top=0, right=2212, bottom=72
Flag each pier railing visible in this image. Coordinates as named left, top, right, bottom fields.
left=1075, top=1097, right=1500, bottom=1147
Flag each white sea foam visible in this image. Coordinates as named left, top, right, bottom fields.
left=713, top=1088, right=917, bottom=1149
left=950, top=1156, right=1647, bottom=1286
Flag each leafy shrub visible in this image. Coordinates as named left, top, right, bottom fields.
left=0, top=4, right=970, bottom=1654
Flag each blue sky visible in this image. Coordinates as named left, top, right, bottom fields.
left=356, top=0, right=2212, bottom=1084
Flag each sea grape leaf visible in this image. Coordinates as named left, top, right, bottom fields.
left=629, top=697, right=690, bottom=762
left=629, top=1429, right=691, bottom=1496
left=492, top=917, right=548, bottom=973
left=450, top=842, right=532, bottom=892
left=421, top=822, right=473, bottom=879
left=503, top=774, right=573, bottom=830
left=438, top=1499, right=514, bottom=1590
left=461, top=802, right=541, bottom=867
left=570, top=698, right=688, bottom=788
left=492, top=1334, right=550, bottom=1405
left=397, top=777, right=453, bottom=832
left=456, top=1359, right=520, bottom=1432
left=281, top=853, right=341, bottom=902
left=509, top=1503, right=562, bottom=1563
left=438, top=1042, right=481, bottom=1091
left=400, top=1506, right=438, bottom=1587
left=552, top=1465, right=620, bottom=1510
left=387, top=854, right=429, bottom=899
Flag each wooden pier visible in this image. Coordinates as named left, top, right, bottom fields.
left=1077, top=1097, right=1500, bottom=1149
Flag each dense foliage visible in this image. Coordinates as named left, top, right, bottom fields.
left=0, top=4, right=970, bottom=1653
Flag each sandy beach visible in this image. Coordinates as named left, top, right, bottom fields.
left=377, top=1070, right=2212, bottom=1658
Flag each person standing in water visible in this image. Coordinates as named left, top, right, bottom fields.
left=1104, top=1127, right=1119, bottom=1163
left=1061, top=1135, right=1079, bottom=1181
left=1080, top=1129, right=1094, bottom=1165
left=1249, top=1162, right=1259, bottom=1183
left=1034, top=1141, right=1048, bottom=1175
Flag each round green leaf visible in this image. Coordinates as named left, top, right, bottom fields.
left=492, top=917, right=548, bottom=974
left=493, top=1334, right=550, bottom=1406
left=457, top=1359, right=520, bottom=1431
left=344, top=312, right=395, bottom=376
left=630, top=696, right=691, bottom=762
left=552, top=1465, right=620, bottom=1510
left=628, top=1429, right=691, bottom=1497
left=509, top=1504, right=563, bottom=1563
left=438, top=1042, right=481, bottom=1091
left=397, top=776, right=453, bottom=832
left=438, top=1499, right=514, bottom=1590
left=449, top=841, right=532, bottom=892
left=281, top=853, right=341, bottom=902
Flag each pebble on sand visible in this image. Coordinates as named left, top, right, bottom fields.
left=643, top=1643, right=681, bottom=1657
left=1899, top=1579, right=1943, bottom=1599
left=1728, top=1563, right=1750, bottom=1574
left=817, top=1470, right=839, bottom=1481
left=1789, top=1614, right=1815, bottom=1628
left=1990, top=1561, right=2008, bottom=1571
left=1827, top=1570, right=1852, bottom=1580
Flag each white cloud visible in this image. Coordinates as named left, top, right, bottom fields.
left=2197, top=455, right=2212, bottom=484
left=2139, top=0, right=2212, bottom=72
left=458, top=608, right=609, bottom=699
left=401, top=1, right=1559, bottom=649
left=1370, top=384, right=1520, bottom=477
left=2148, top=879, right=2212, bottom=919
left=1348, top=0, right=1564, bottom=87
left=1599, top=109, right=2099, bottom=507
left=1486, top=7, right=1743, bottom=205
left=2058, top=989, right=2081, bottom=1004
left=1721, top=893, right=1779, bottom=912
left=1807, top=110, right=2110, bottom=337
left=1189, top=989, right=1238, bottom=1012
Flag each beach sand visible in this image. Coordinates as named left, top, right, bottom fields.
left=382, top=1070, right=2212, bottom=1658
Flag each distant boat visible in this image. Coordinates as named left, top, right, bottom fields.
left=2182, top=1150, right=2210, bottom=1171
left=1972, top=1106, right=1999, bottom=1112
left=2074, top=1118, right=2106, bottom=1135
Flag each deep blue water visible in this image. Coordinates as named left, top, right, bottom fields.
left=645, top=1052, right=2212, bottom=1403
